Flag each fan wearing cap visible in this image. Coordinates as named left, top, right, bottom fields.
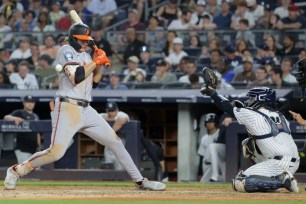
left=122, top=56, right=147, bottom=83
left=139, top=46, right=157, bottom=73
left=3, top=95, right=41, bottom=163
left=197, top=113, right=220, bottom=183
left=190, top=0, right=213, bottom=28
left=151, top=59, right=177, bottom=83
left=232, top=56, right=256, bottom=83
left=99, top=102, right=130, bottom=170
left=167, top=37, right=188, bottom=67
left=246, top=0, right=264, bottom=22
left=276, top=3, right=306, bottom=30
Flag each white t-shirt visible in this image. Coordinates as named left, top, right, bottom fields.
left=274, top=7, right=289, bottom=19
left=167, top=51, right=188, bottom=66
left=178, top=74, right=204, bottom=83
left=198, top=129, right=220, bottom=157
left=9, top=73, right=39, bottom=90
left=168, top=19, right=193, bottom=30
left=87, top=0, right=118, bottom=15
left=9, top=49, right=32, bottom=60
left=100, top=111, right=130, bottom=122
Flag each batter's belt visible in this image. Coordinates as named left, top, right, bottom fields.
left=59, top=97, right=89, bottom=107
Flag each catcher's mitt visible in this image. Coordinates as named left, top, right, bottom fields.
left=202, top=67, right=218, bottom=89
left=200, top=67, right=218, bottom=96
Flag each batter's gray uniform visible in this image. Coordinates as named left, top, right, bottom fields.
left=21, top=44, right=143, bottom=182
left=100, top=111, right=130, bottom=170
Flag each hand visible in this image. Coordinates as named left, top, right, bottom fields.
left=289, top=110, right=306, bottom=125
left=200, top=84, right=216, bottom=96
left=93, top=49, right=110, bottom=67
left=14, top=117, right=24, bottom=125
left=222, top=117, right=232, bottom=127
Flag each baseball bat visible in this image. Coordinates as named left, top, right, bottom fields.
left=69, top=10, right=110, bottom=67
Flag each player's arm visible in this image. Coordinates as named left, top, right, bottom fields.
left=210, top=92, right=235, bottom=118
left=112, top=117, right=129, bottom=133
left=64, top=61, right=99, bottom=85
left=3, top=114, right=24, bottom=125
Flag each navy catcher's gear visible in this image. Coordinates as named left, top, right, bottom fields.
left=244, top=87, right=276, bottom=108
left=68, top=23, right=93, bottom=52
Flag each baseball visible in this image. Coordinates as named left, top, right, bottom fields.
left=55, top=64, right=63, bottom=72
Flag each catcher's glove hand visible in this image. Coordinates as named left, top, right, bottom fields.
left=200, top=67, right=218, bottom=96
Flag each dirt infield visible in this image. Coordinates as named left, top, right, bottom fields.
left=1, top=185, right=306, bottom=202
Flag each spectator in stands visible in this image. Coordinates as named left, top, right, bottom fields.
left=9, top=60, right=39, bottom=90
left=134, top=71, right=146, bottom=83
left=232, top=56, right=255, bottom=83
left=25, top=42, right=40, bottom=69
left=223, top=45, right=242, bottom=69
left=28, top=0, right=42, bottom=18
left=0, top=0, right=21, bottom=21
left=276, top=34, right=300, bottom=57
left=87, top=0, right=117, bottom=28
left=280, top=57, right=297, bottom=84
left=151, top=59, right=177, bottom=83
left=246, top=66, right=269, bottom=88
left=0, top=13, right=13, bottom=47
left=213, top=0, right=232, bottom=29
left=246, top=0, right=264, bottom=22
left=298, top=49, right=306, bottom=61
left=273, top=0, right=290, bottom=19
left=175, top=55, right=190, bottom=74
left=253, top=44, right=270, bottom=65
left=105, top=71, right=128, bottom=90
left=39, top=35, right=59, bottom=62
left=199, top=37, right=221, bottom=59
left=189, top=73, right=201, bottom=89
left=120, top=9, right=145, bottom=31
left=200, top=14, right=217, bottom=30
left=34, top=54, right=58, bottom=89
left=167, top=37, right=188, bottom=68
left=49, top=1, right=65, bottom=26
left=3, top=95, right=41, bottom=163
left=0, top=71, right=12, bottom=88
left=190, top=0, right=212, bottom=29
left=16, top=10, right=36, bottom=32
left=121, top=28, right=146, bottom=64
left=9, top=37, right=31, bottom=60
left=167, top=9, right=193, bottom=30
left=268, top=13, right=281, bottom=29
left=215, top=58, right=235, bottom=83
left=162, top=30, right=177, bottom=57
left=206, top=0, right=220, bottom=17
left=235, top=19, right=255, bottom=47
left=209, top=49, right=223, bottom=69
left=188, top=34, right=202, bottom=48
left=122, top=56, right=146, bottom=83
left=4, top=59, right=18, bottom=75
left=235, top=39, right=249, bottom=58
left=231, top=0, right=255, bottom=30
left=33, top=11, right=55, bottom=32
left=264, top=34, right=279, bottom=54
left=156, top=0, right=181, bottom=27
left=178, top=60, right=204, bottom=83
left=99, top=102, right=130, bottom=170
left=56, top=7, right=73, bottom=31
left=146, top=15, right=165, bottom=52
left=215, top=71, right=234, bottom=90
left=92, top=26, right=113, bottom=57
left=268, top=67, right=292, bottom=89
left=139, top=46, right=156, bottom=74
left=276, top=3, right=306, bottom=30
left=73, top=0, right=92, bottom=26
left=0, top=48, right=10, bottom=65
left=197, top=113, right=220, bottom=183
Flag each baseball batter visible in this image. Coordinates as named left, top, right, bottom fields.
left=201, top=69, right=299, bottom=193
left=4, top=22, right=166, bottom=191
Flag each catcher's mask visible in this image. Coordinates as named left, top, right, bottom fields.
left=293, top=58, right=306, bottom=100
left=68, top=23, right=93, bottom=52
left=244, top=87, right=276, bottom=108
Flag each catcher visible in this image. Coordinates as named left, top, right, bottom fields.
left=200, top=67, right=300, bottom=193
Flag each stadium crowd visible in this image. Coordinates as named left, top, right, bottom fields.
left=0, top=0, right=305, bottom=90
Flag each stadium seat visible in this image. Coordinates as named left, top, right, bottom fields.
left=183, top=48, right=201, bottom=57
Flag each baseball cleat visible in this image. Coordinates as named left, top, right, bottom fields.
left=4, top=165, right=19, bottom=190
left=136, top=178, right=166, bottom=191
left=283, top=170, right=299, bottom=193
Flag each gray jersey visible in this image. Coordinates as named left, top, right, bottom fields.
left=234, top=107, right=299, bottom=159
left=55, top=45, right=93, bottom=102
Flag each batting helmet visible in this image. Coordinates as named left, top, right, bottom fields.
left=244, top=87, right=276, bottom=108
left=204, top=113, right=219, bottom=126
left=68, top=23, right=93, bottom=52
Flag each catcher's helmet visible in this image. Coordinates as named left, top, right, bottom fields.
left=68, top=23, right=93, bottom=52
left=244, top=87, right=276, bottom=108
